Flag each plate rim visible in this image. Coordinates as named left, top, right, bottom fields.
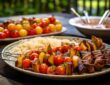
left=2, top=36, right=110, bottom=80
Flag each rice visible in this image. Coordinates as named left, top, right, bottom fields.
left=10, top=37, right=78, bottom=54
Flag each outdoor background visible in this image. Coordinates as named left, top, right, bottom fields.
left=0, top=0, right=110, bottom=17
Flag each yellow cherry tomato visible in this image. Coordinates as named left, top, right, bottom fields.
left=16, top=24, right=23, bottom=30
left=35, top=26, right=43, bottom=34
left=43, top=18, right=50, bottom=24
left=55, top=20, right=61, bottom=24
left=55, top=24, right=62, bottom=31
left=19, top=29, right=28, bottom=37
left=48, top=24, right=56, bottom=32
left=0, top=27, right=4, bottom=32
left=35, top=18, right=42, bottom=24
left=23, top=23, right=31, bottom=31
left=8, top=23, right=16, bottom=31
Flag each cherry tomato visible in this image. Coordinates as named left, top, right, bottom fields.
left=19, top=29, right=28, bottom=37
left=64, top=57, right=72, bottom=62
left=55, top=65, right=65, bottom=75
left=0, top=32, right=6, bottom=39
left=55, top=20, right=61, bottom=24
left=39, top=63, right=48, bottom=74
left=47, top=66, right=56, bottom=74
left=43, top=27, right=51, bottom=34
left=10, top=30, right=19, bottom=38
left=23, top=23, right=31, bottom=31
left=29, top=53, right=39, bottom=60
left=39, top=21, right=48, bottom=28
left=52, top=47, right=59, bottom=52
left=3, top=29, right=10, bottom=38
left=32, top=23, right=37, bottom=29
left=74, top=46, right=81, bottom=51
left=60, top=45, right=70, bottom=53
left=7, top=23, right=16, bottom=31
left=35, top=26, right=43, bottom=34
left=43, top=18, right=50, bottom=24
left=22, top=58, right=31, bottom=69
left=48, top=16, right=56, bottom=24
left=48, top=24, right=56, bottom=32
left=28, top=29, right=36, bottom=35
left=55, top=24, right=62, bottom=31
left=54, top=55, right=64, bottom=65
left=0, top=27, right=4, bottom=32
left=16, top=24, right=23, bottom=30
left=35, top=18, right=42, bottom=24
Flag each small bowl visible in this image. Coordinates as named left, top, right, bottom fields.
left=69, top=16, right=110, bottom=39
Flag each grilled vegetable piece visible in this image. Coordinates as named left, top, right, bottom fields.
left=32, top=58, right=40, bottom=72
left=69, top=48, right=76, bottom=57
left=85, top=41, right=91, bottom=51
left=92, top=35, right=103, bottom=49
left=45, top=44, right=52, bottom=54
left=48, top=55, right=54, bottom=65
left=72, top=55, right=80, bottom=68
left=64, top=62, right=73, bottom=75
left=39, top=52, right=46, bottom=64
left=15, top=55, right=25, bottom=68
left=89, top=42, right=97, bottom=51
left=79, top=40, right=87, bottom=51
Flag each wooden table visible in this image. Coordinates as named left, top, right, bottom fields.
left=0, top=13, right=110, bottom=85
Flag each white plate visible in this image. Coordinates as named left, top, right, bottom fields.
left=2, top=36, right=110, bottom=80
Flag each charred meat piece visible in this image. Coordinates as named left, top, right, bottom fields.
left=78, top=60, right=86, bottom=74
left=94, top=57, right=106, bottom=71
left=84, top=64, right=95, bottom=73
left=102, top=48, right=110, bottom=64
left=81, top=51, right=93, bottom=64
left=92, top=50, right=103, bottom=59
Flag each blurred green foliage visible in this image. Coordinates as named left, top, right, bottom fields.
left=0, top=0, right=109, bottom=17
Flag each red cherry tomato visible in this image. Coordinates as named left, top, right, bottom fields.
left=52, top=47, right=59, bottom=52
left=47, top=66, right=56, bottom=74
left=48, top=16, right=56, bottom=24
left=3, top=29, right=10, bottom=38
left=59, top=45, right=70, bottom=53
left=10, top=30, right=19, bottom=38
left=39, top=63, right=48, bottom=74
left=39, top=21, right=48, bottom=28
left=29, top=53, right=39, bottom=60
left=22, top=59, right=31, bottom=69
left=55, top=65, right=65, bottom=75
left=74, top=46, right=81, bottom=51
left=28, top=29, right=36, bottom=35
left=43, top=27, right=51, bottom=34
left=32, top=23, right=37, bottom=29
left=54, top=55, right=64, bottom=65
left=64, top=57, right=72, bottom=62
left=0, top=32, right=6, bottom=39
